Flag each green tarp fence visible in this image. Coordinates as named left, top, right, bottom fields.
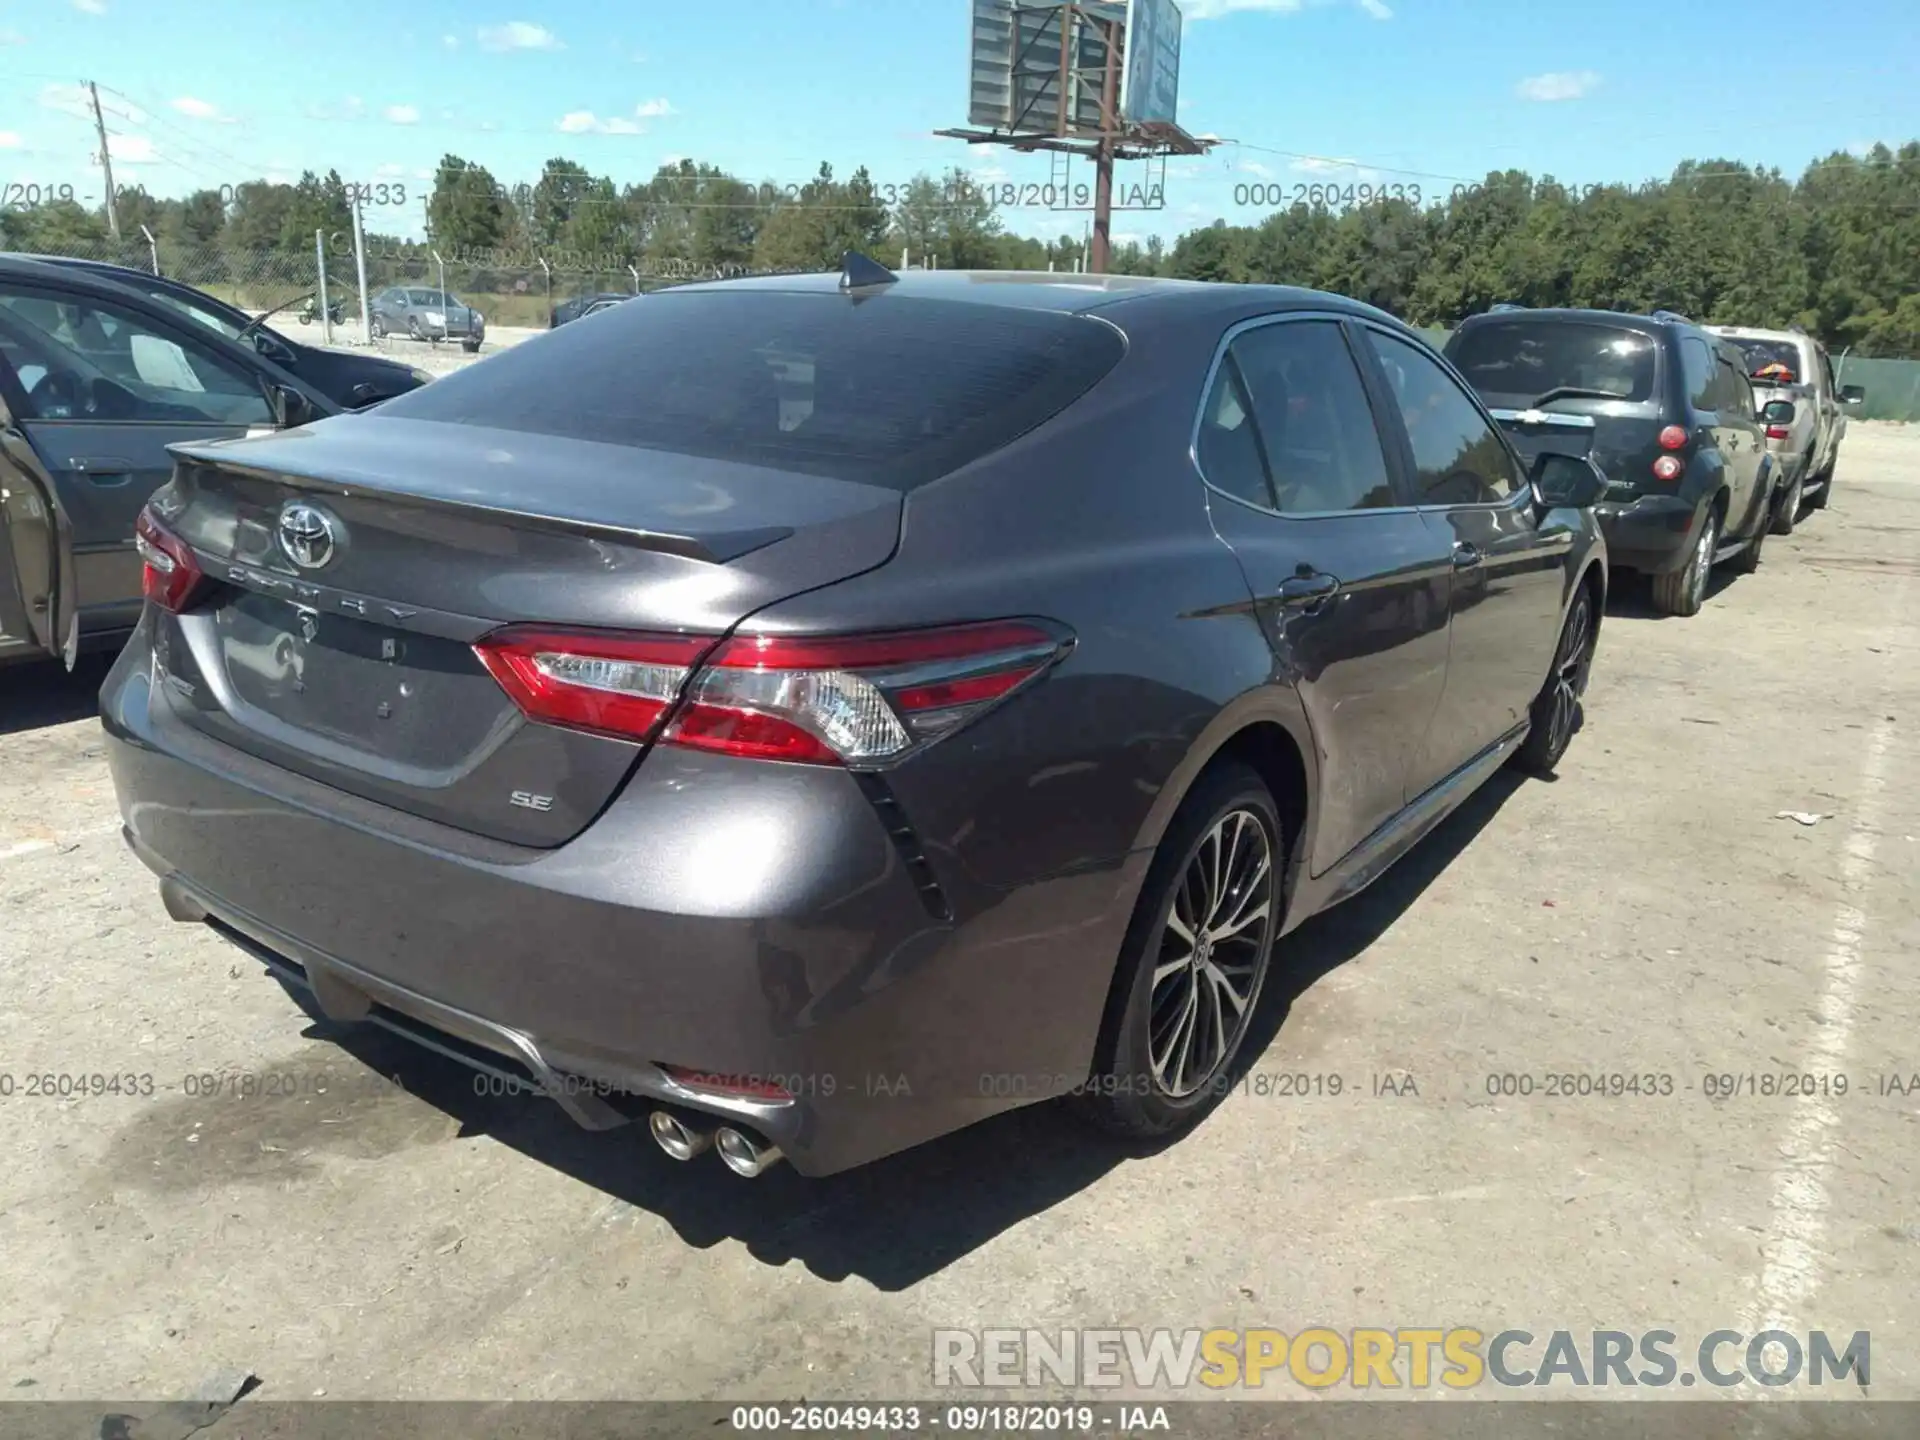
left=1832, top=355, right=1920, bottom=423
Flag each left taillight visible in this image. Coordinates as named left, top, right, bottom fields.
left=474, top=618, right=1072, bottom=768
left=135, top=506, right=209, bottom=614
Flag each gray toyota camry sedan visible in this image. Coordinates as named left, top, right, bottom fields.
left=102, top=260, right=1608, bottom=1178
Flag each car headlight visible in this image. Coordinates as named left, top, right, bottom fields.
left=425, top=311, right=445, bottom=326
left=409, top=368, right=435, bottom=385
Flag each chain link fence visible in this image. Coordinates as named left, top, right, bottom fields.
left=40, top=237, right=803, bottom=350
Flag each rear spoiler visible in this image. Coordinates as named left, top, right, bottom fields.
left=165, top=442, right=793, bottom=565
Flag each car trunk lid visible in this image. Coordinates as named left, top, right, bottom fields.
left=151, top=415, right=902, bottom=846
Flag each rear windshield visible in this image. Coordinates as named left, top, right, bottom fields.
left=1446, top=320, right=1658, bottom=405
left=1728, top=338, right=1805, bottom=382
left=374, top=289, right=1127, bottom=490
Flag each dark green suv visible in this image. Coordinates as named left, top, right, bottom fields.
left=1446, top=308, right=1783, bottom=617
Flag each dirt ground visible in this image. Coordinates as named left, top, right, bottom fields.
left=0, top=424, right=1916, bottom=1410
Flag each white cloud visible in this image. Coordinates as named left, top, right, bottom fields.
left=384, top=104, right=420, bottom=124
left=557, top=110, right=641, bottom=135
left=0, top=28, right=25, bottom=44
left=633, top=97, right=674, bottom=118
left=106, top=132, right=160, bottom=166
left=971, top=164, right=1009, bottom=183
left=1516, top=70, right=1601, bottom=102
left=442, top=33, right=459, bottom=48
left=478, top=21, right=562, bottom=51
left=412, top=167, right=434, bottom=181
left=1238, top=160, right=1275, bottom=178
left=376, top=162, right=406, bottom=177
left=1358, top=0, right=1392, bottom=16
left=71, top=0, right=105, bottom=13
left=170, top=96, right=224, bottom=121
left=0, top=131, right=22, bottom=148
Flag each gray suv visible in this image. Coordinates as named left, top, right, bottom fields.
left=369, top=286, right=485, bottom=352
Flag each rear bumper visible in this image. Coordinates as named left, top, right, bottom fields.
left=1591, top=492, right=1704, bottom=575
left=100, top=629, right=1144, bottom=1176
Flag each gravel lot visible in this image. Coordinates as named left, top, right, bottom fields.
left=1, top=424, right=1916, bottom=1408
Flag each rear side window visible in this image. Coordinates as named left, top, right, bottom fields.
left=1681, top=338, right=1717, bottom=409
left=1447, top=320, right=1657, bottom=405
left=377, top=290, right=1127, bottom=490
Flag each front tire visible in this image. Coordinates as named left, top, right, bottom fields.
left=1514, top=585, right=1596, bottom=776
left=370, top=315, right=387, bottom=339
left=461, top=340, right=481, bottom=354
left=1651, top=506, right=1718, bottom=617
left=1078, top=763, right=1283, bottom=1140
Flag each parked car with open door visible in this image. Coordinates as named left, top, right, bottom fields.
left=0, top=255, right=336, bottom=669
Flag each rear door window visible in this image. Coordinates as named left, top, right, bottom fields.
left=1447, top=320, right=1658, bottom=405
left=1226, top=320, right=1396, bottom=514
left=377, top=290, right=1128, bottom=491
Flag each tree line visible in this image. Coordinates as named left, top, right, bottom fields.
left=0, top=142, right=1914, bottom=355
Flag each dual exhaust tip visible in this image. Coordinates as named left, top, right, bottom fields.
left=648, top=1110, right=782, bottom=1178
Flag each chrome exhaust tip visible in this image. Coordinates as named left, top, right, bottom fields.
left=715, top=1126, right=783, bottom=1178
left=648, top=1110, right=711, bottom=1161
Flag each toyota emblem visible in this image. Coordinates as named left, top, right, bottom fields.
left=277, top=501, right=340, bottom=570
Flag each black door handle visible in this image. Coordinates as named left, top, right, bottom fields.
left=1452, top=542, right=1482, bottom=569
left=1277, top=572, right=1340, bottom=607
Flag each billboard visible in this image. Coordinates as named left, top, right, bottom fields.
left=967, top=0, right=1127, bottom=137
left=1121, top=0, right=1182, bottom=126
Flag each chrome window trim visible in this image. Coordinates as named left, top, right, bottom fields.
left=1187, top=309, right=1418, bottom=521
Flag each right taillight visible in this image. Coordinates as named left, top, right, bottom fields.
left=474, top=618, right=1071, bottom=767
left=664, top=620, right=1071, bottom=767
left=135, top=507, right=209, bottom=614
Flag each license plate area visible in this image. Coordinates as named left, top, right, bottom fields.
left=211, top=591, right=509, bottom=765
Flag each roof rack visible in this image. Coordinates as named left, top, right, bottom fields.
left=1650, top=309, right=1694, bottom=324
left=1488, top=302, right=1528, bottom=313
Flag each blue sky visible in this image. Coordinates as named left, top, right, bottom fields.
left=0, top=0, right=1913, bottom=245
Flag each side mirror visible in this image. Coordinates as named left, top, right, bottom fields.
left=268, top=383, right=316, bottom=429
left=1840, top=385, right=1865, bottom=406
left=1760, top=399, right=1795, bottom=426
left=1531, top=451, right=1608, bottom=510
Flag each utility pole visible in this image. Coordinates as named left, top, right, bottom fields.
left=88, top=81, right=122, bottom=240
left=315, top=230, right=334, bottom=345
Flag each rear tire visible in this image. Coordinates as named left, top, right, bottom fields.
left=1514, top=585, right=1596, bottom=777
left=1727, top=505, right=1766, bottom=575
left=1770, top=469, right=1803, bottom=536
left=1807, top=462, right=1833, bottom=511
left=370, top=315, right=386, bottom=339
left=1077, top=763, right=1283, bottom=1141
left=1651, top=506, right=1719, bottom=617
left=461, top=340, right=481, bottom=354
